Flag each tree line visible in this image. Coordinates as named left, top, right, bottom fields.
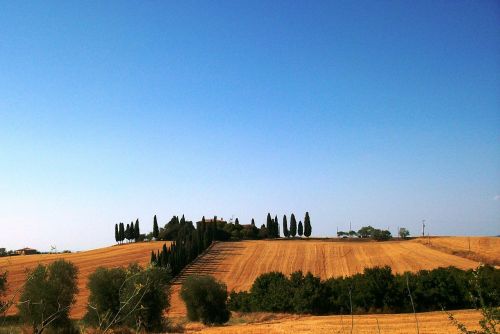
left=115, top=212, right=312, bottom=244
left=151, top=216, right=213, bottom=277
left=114, top=219, right=141, bottom=244
left=228, top=265, right=500, bottom=315
left=337, top=225, right=393, bottom=241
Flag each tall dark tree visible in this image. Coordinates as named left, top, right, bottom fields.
left=266, top=213, right=272, bottom=238
left=304, top=212, right=311, bottom=237
left=274, top=215, right=279, bottom=238
left=298, top=221, right=303, bottom=237
left=135, top=219, right=140, bottom=242
left=114, top=224, right=119, bottom=243
left=153, top=215, right=159, bottom=240
left=282, top=215, right=289, bottom=237
left=119, top=223, right=125, bottom=244
left=251, top=218, right=255, bottom=226
left=126, top=223, right=131, bottom=242
left=290, top=214, right=297, bottom=237
left=235, top=218, right=239, bottom=225
left=131, top=221, right=136, bottom=240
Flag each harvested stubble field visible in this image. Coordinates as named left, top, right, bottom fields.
left=413, top=236, right=500, bottom=266
left=169, top=238, right=486, bottom=316
left=1, top=236, right=497, bottom=333
left=184, top=309, right=482, bottom=334
left=0, top=241, right=168, bottom=318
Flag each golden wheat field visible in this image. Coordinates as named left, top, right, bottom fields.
left=1, top=236, right=497, bottom=331
left=0, top=241, right=168, bottom=318
left=184, top=309, right=482, bottom=334
left=413, top=236, right=500, bottom=265
left=169, top=238, right=484, bottom=316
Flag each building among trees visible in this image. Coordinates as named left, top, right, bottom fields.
left=15, top=247, right=38, bottom=255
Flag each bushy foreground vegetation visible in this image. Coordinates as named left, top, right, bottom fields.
left=0, top=261, right=170, bottom=333
left=84, top=264, right=170, bottom=332
left=229, top=265, right=500, bottom=315
left=18, top=260, right=79, bottom=334
left=180, top=275, right=230, bottom=325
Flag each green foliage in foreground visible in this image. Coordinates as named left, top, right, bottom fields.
left=229, top=265, right=500, bottom=316
left=0, top=271, right=6, bottom=309
left=180, top=275, right=231, bottom=325
left=18, top=260, right=79, bottom=334
left=84, top=264, right=170, bottom=332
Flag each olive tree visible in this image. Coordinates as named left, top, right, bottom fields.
left=19, top=260, right=78, bottom=334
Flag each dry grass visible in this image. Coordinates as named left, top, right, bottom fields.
left=0, top=241, right=168, bottom=318
left=168, top=239, right=482, bottom=316
left=184, top=309, right=482, bottom=333
left=412, top=236, right=500, bottom=266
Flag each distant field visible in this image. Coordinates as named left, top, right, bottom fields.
left=413, top=236, right=500, bottom=265
left=168, top=238, right=483, bottom=316
left=0, top=242, right=167, bottom=318
left=185, top=309, right=482, bottom=334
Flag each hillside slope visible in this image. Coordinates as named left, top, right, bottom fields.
left=412, top=236, right=500, bottom=265
left=0, top=241, right=168, bottom=318
left=168, top=239, right=483, bottom=316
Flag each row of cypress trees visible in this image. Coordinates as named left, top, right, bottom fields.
left=150, top=216, right=218, bottom=276
left=116, top=212, right=312, bottom=244
left=282, top=212, right=311, bottom=237
left=114, top=219, right=140, bottom=244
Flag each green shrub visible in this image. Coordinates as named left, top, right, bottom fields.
left=250, top=272, right=292, bottom=312
left=84, top=264, right=170, bottom=332
left=180, top=275, right=230, bottom=325
left=0, top=271, right=6, bottom=311
left=229, top=266, right=500, bottom=316
left=84, top=267, right=127, bottom=327
left=18, top=259, right=78, bottom=334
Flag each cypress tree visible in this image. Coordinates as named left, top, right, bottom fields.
left=129, top=222, right=134, bottom=241
left=298, top=221, right=303, bottom=237
left=153, top=215, right=159, bottom=240
left=290, top=214, right=297, bottom=237
left=304, top=212, right=312, bottom=237
left=235, top=218, right=239, bottom=225
left=266, top=213, right=272, bottom=238
left=151, top=250, right=157, bottom=264
left=274, top=215, right=279, bottom=238
left=114, top=224, right=119, bottom=243
left=282, top=215, right=289, bottom=237
left=135, top=219, right=140, bottom=242
left=251, top=218, right=255, bottom=226
left=119, top=223, right=124, bottom=243
left=125, top=223, right=130, bottom=242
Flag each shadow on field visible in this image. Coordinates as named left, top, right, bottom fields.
left=173, top=243, right=246, bottom=284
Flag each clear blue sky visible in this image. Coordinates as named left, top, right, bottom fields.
left=0, top=1, right=499, bottom=251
